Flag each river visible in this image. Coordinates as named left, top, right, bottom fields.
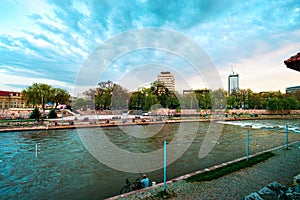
left=0, top=119, right=300, bottom=199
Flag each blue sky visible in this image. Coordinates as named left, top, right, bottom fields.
left=1, top=0, right=300, bottom=95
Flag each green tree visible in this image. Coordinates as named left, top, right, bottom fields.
left=210, top=89, right=227, bottom=109
left=72, top=98, right=88, bottom=111
left=22, top=83, right=70, bottom=110
left=53, top=88, right=70, bottom=109
left=239, top=89, right=249, bottom=109
left=266, top=98, right=282, bottom=113
left=143, top=88, right=159, bottom=111
left=111, top=84, right=130, bottom=110
left=179, top=93, right=198, bottom=109
left=291, top=90, right=300, bottom=102
left=227, top=96, right=237, bottom=109
left=129, top=91, right=145, bottom=110
left=166, top=92, right=180, bottom=109
left=93, top=81, right=115, bottom=110
left=285, top=96, right=299, bottom=110
left=195, top=89, right=211, bottom=109
left=248, top=92, right=262, bottom=109
left=230, top=88, right=240, bottom=108
left=30, top=107, right=41, bottom=121
left=48, top=109, right=57, bottom=119
left=83, top=88, right=96, bottom=109
left=22, top=83, right=42, bottom=108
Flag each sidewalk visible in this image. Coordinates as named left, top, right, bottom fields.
left=111, top=141, right=300, bottom=200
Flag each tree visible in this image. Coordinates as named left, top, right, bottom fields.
left=227, top=96, right=236, bottom=109
left=165, top=92, right=180, bottom=109
left=230, top=88, right=240, bottom=108
left=150, top=81, right=168, bottom=96
left=30, top=107, right=41, bottom=121
left=39, top=83, right=52, bottom=110
left=83, top=88, right=96, bottom=109
left=284, top=96, right=299, bottom=110
left=210, top=89, right=227, bottom=109
left=195, top=89, right=211, bottom=109
left=22, top=83, right=51, bottom=110
left=111, top=84, right=130, bottom=110
left=72, top=98, right=88, bottom=111
left=178, top=93, right=198, bottom=109
left=288, top=96, right=299, bottom=110
left=48, top=109, right=57, bottom=119
left=93, top=81, right=120, bottom=110
left=239, top=89, right=249, bottom=109
left=22, top=83, right=42, bottom=108
left=22, top=83, right=70, bottom=110
left=266, top=98, right=282, bottom=113
left=129, top=91, right=145, bottom=110
left=53, top=88, right=70, bottom=109
left=143, top=92, right=159, bottom=111
left=248, top=92, right=262, bottom=109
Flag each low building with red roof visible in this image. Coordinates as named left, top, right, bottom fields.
left=0, top=90, right=24, bottom=109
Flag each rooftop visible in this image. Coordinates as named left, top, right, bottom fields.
left=0, top=90, right=21, bottom=97
left=284, top=52, right=300, bottom=72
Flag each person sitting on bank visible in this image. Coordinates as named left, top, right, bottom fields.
left=141, top=174, right=149, bottom=188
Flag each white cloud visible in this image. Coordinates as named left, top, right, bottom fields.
left=73, top=1, right=91, bottom=17
left=217, top=41, right=300, bottom=93
left=0, top=70, right=73, bottom=93
left=1, top=65, right=43, bottom=76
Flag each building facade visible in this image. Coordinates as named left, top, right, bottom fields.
left=286, top=86, right=300, bottom=94
left=157, top=71, right=175, bottom=92
left=0, top=91, right=24, bottom=109
left=228, top=72, right=239, bottom=95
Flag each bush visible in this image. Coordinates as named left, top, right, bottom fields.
left=186, top=152, right=275, bottom=182
left=48, top=109, right=57, bottom=119
left=30, top=107, right=41, bottom=121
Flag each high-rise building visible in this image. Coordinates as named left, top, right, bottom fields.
left=228, top=72, right=239, bottom=95
left=157, top=71, right=175, bottom=91
left=286, top=86, right=300, bottom=94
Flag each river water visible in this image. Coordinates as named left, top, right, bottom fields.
left=1, top=119, right=300, bottom=199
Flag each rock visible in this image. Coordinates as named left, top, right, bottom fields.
left=243, top=192, right=264, bottom=200
left=294, top=174, right=300, bottom=186
left=257, top=186, right=277, bottom=200
left=243, top=181, right=300, bottom=200
left=266, top=182, right=288, bottom=194
left=295, top=174, right=300, bottom=194
left=285, top=192, right=300, bottom=199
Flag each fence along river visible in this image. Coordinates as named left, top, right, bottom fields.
left=0, top=119, right=300, bottom=199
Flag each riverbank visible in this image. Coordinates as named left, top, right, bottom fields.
left=0, top=114, right=300, bottom=132
left=107, top=141, right=300, bottom=199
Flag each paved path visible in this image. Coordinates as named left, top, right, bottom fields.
left=112, top=141, right=300, bottom=200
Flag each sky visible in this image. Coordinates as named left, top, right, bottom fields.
left=0, top=0, right=300, bottom=96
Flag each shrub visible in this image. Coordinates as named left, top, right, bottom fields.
left=48, top=109, right=57, bottom=119
left=30, top=107, right=41, bottom=121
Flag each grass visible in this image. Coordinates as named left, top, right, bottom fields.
left=0, top=119, right=35, bottom=123
left=186, top=152, right=275, bottom=183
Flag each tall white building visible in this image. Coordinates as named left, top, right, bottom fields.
left=228, top=72, right=239, bottom=95
left=157, top=71, right=175, bottom=91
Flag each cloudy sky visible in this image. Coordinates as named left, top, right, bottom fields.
left=1, top=0, right=300, bottom=95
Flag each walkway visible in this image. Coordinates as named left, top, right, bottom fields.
left=110, top=141, right=300, bottom=199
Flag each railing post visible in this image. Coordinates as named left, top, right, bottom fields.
left=246, top=129, right=250, bottom=161
left=286, top=125, right=289, bottom=150
left=163, top=140, right=167, bottom=195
